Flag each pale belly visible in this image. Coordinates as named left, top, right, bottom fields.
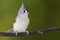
left=13, top=17, right=29, bottom=32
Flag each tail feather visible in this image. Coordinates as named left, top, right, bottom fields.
left=6, top=29, right=13, bottom=33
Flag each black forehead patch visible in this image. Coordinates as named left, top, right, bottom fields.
left=26, top=9, right=29, bottom=12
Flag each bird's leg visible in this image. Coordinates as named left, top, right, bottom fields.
left=25, top=31, right=29, bottom=35
left=15, top=32, right=18, bottom=36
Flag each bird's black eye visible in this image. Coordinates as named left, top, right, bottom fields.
left=24, top=10, right=25, bottom=13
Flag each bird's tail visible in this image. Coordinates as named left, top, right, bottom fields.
left=6, top=29, right=14, bottom=33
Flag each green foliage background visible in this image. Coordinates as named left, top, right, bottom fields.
left=0, top=0, right=60, bottom=40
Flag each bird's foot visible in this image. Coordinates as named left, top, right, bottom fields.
left=25, top=31, right=29, bottom=35
left=15, top=32, right=18, bottom=36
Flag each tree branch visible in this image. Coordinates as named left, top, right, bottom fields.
left=0, top=27, right=60, bottom=37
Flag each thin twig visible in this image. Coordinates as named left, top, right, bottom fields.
left=0, top=27, right=60, bottom=37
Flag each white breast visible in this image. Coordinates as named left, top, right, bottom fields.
left=13, top=13, right=29, bottom=32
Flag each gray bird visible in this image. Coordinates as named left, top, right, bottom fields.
left=7, top=3, right=30, bottom=35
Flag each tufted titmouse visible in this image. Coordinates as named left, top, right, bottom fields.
left=7, top=3, right=30, bottom=35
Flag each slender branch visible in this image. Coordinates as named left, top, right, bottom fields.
left=0, top=27, right=60, bottom=37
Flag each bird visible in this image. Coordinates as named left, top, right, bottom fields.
left=7, top=3, right=30, bottom=35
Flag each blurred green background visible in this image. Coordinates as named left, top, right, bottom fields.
left=0, top=0, right=60, bottom=40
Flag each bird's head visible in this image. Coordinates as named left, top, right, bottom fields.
left=18, top=3, right=29, bottom=15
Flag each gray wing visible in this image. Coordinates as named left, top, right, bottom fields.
left=6, top=29, right=14, bottom=33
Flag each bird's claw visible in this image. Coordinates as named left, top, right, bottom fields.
left=26, top=31, right=29, bottom=35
